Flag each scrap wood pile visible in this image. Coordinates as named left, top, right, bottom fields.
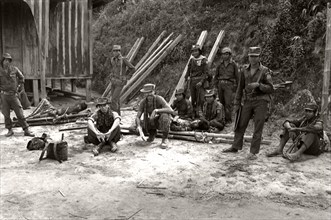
left=101, top=31, right=183, bottom=103
left=8, top=99, right=91, bottom=127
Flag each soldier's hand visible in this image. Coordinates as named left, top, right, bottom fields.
left=97, top=133, right=105, bottom=142
left=150, top=109, right=158, bottom=119
left=247, top=82, right=260, bottom=90
left=289, top=131, right=297, bottom=140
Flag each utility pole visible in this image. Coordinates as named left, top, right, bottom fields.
left=322, top=3, right=331, bottom=129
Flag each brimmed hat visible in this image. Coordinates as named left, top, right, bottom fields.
left=304, top=103, right=318, bottom=112
left=205, top=89, right=216, bottom=98
left=113, top=45, right=121, bottom=51
left=191, top=44, right=202, bottom=51
left=175, top=88, right=185, bottom=96
left=248, top=47, right=261, bottom=56
left=140, top=83, right=155, bottom=93
left=95, top=97, right=110, bottom=107
left=221, top=47, right=232, bottom=54
left=1, top=53, right=12, bottom=63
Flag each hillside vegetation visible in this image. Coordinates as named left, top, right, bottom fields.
left=92, top=0, right=328, bottom=111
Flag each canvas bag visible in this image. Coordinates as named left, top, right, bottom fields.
left=39, top=134, right=68, bottom=163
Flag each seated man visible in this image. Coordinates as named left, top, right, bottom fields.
left=191, top=90, right=225, bottom=132
left=170, top=88, right=194, bottom=131
left=267, top=102, right=324, bottom=161
left=85, top=97, right=121, bottom=156
left=136, top=84, right=173, bottom=149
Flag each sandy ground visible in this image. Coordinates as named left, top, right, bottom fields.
left=1, top=97, right=331, bottom=220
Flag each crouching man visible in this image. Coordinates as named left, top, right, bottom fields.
left=85, top=97, right=121, bottom=156
left=191, top=89, right=225, bottom=132
left=170, top=88, right=194, bottom=131
left=136, top=84, right=173, bottom=149
left=267, top=102, right=324, bottom=161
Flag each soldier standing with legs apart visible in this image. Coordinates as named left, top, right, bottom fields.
left=106, top=45, right=135, bottom=115
left=214, top=47, right=239, bottom=124
left=184, top=44, right=211, bottom=118
left=223, top=47, right=274, bottom=160
left=0, top=53, right=34, bottom=137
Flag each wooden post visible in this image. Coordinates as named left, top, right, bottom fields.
left=87, top=0, right=92, bottom=102
left=207, top=30, right=225, bottom=68
left=71, top=79, right=76, bottom=92
left=60, top=79, right=66, bottom=91
left=169, top=31, right=208, bottom=104
left=322, top=3, right=331, bottom=129
left=86, top=78, right=91, bottom=101
left=51, top=79, right=56, bottom=88
left=33, top=79, right=39, bottom=106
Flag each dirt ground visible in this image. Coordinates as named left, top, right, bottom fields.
left=1, top=96, right=331, bottom=220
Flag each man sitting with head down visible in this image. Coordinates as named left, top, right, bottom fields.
left=85, top=97, right=121, bottom=156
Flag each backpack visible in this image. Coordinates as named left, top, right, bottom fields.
left=27, top=133, right=48, bottom=150
left=39, top=134, right=68, bottom=163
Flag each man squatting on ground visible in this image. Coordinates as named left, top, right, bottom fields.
left=223, top=47, right=274, bottom=160
left=267, top=102, right=324, bottom=162
left=85, top=97, right=121, bottom=156
left=185, top=44, right=211, bottom=118
left=106, top=45, right=135, bottom=115
left=170, top=88, right=194, bottom=131
left=0, top=53, right=34, bottom=137
left=136, top=84, right=173, bottom=149
left=214, top=47, right=239, bottom=124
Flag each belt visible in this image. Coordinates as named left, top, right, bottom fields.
left=1, top=91, right=17, bottom=96
left=218, top=79, right=234, bottom=84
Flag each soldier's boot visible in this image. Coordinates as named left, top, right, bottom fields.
left=110, top=142, right=118, bottom=153
left=24, top=128, right=35, bottom=137
left=147, top=131, right=156, bottom=143
left=160, top=138, right=169, bottom=149
left=5, top=129, right=14, bottom=137
left=93, top=141, right=105, bottom=156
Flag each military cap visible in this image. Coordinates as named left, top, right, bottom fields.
left=221, top=47, right=232, bottom=54
left=191, top=44, right=202, bottom=51
left=205, top=89, right=216, bottom=98
left=140, top=83, right=156, bottom=93
left=304, top=102, right=318, bottom=112
left=2, top=53, right=12, bottom=62
left=113, top=45, right=121, bottom=51
left=175, top=88, right=185, bottom=96
left=248, top=47, right=261, bottom=56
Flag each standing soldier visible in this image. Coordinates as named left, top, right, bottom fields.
left=0, top=53, right=34, bottom=137
left=223, top=47, right=274, bottom=160
left=106, top=45, right=135, bottom=115
left=214, top=47, right=239, bottom=124
left=136, top=84, right=173, bottom=149
left=184, top=44, right=211, bottom=117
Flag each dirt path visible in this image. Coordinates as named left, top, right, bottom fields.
left=1, top=102, right=331, bottom=219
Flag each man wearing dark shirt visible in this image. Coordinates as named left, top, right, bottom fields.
left=170, top=88, right=193, bottom=131
left=214, top=47, right=239, bottom=124
left=0, top=53, right=34, bottom=137
left=85, top=97, right=121, bottom=156
left=184, top=44, right=211, bottom=117
left=267, top=102, right=324, bottom=161
left=223, top=47, right=274, bottom=160
left=136, top=84, right=173, bottom=149
left=106, top=45, right=135, bottom=115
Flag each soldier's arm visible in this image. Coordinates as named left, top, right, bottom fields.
left=234, top=71, right=244, bottom=106
left=15, top=67, right=25, bottom=88
left=136, top=100, right=144, bottom=126
left=123, top=57, right=135, bottom=77
left=155, top=96, right=173, bottom=114
left=87, top=112, right=102, bottom=135
left=234, top=63, right=240, bottom=84
left=186, top=100, right=194, bottom=119
left=106, top=112, right=121, bottom=135
left=298, top=120, right=323, bottom=133
left=258, top=69, right=274, bottom=94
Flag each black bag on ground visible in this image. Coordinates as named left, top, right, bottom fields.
left=27, top=133, right=48, bottom=150
left=39, top=134, right=68, bottom=163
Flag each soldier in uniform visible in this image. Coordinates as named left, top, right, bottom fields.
left=223, top=47, right=274, bottom=160
left=136, top=84, right=173, bottom=149
left=184, top=44, right=211, bottom=117
left=191, top=89, right=225, bottom=132
left=267, top=102, right=324, bottom=161
left=214, top=47, right=239, bottom=124
left=170, top=88, right=194, bottom=131
left=106, top=45, right=135, bottom=115
left=85, top=97, right=121, bottom=156
left=0, top=53, right=34, bottom=137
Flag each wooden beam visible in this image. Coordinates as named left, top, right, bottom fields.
left=129, top=37, right=144, bottom=62
left=207, top=30, right=225, bottom=68
left=169, top=30, right=208, bottom=104
left=71, top=79, right=76, bottom=92
left=33, top=79, right=39, bottom=106
left=88, top=0, right=93, bottom=100
left=120, top=35, right=183, bottom=103
left=86, top=78, right=91, bottom=101
left=60, top=79, right=66, bottom=90
left=135, top=31, right=166, bottom=70
left=127, top=38, right=140, bottom=60
left=40, top=0, right=49, bottom=100
left=322, top=3, right=331, bottom=128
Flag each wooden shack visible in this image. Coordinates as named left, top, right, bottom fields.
left=0, top=0, right=94, bottom=104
